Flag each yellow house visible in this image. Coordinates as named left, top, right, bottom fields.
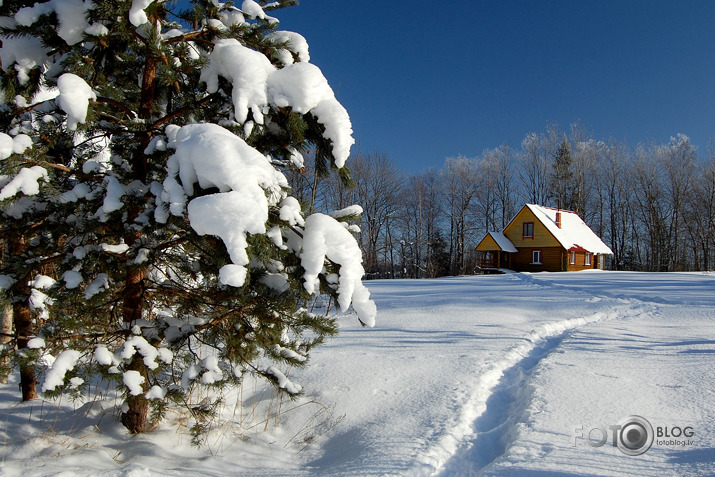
left=476, top=204, right=613, bottom=272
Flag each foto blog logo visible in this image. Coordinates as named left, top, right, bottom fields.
left=574, top=415, right=654, bottom=456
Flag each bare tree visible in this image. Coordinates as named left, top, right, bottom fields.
left=660, top=134, right=696, bottom=270
left=518, top=132, right=551, bottom=206
left=442, top=157, right=479, bottom=275
left=396, top=171, right=442, bottom=278
left=335, top=152, right=403, bottom=277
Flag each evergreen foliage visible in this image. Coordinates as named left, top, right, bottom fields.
left=0, top=0, right=374, bottom=434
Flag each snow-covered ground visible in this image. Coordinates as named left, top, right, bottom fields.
left=1, top=271, right=714, bottom=476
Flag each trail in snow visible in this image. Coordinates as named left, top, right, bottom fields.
left=410, top=308, right=629, bottom=476
left=412, top=271, right=663, bottom=476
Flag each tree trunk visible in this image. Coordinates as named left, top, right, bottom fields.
left=15, top=300, right=37, bottom=400
left=8, top=235, right=37, bottom=400
left=121, top=266, right=148, bottom=433
left=121, top=352, right=149, bottom=433
left=0, top=304, right=13, bottom=384
left=119, top=36, right=157, bottom=433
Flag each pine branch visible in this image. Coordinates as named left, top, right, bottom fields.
left=21, top=158, right=104, bottom=183
left=151, top=93, right=221, bottom=130
left=94, top=96, right=138, bottom=120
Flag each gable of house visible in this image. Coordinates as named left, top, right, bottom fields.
left=503, top=205, right=561, bottom=249
left=475, top=232, right=518, bottom=253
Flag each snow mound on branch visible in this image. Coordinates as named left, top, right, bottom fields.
left=57, top=73, right=96, bottom=130
left=200, top=39, right=354, bottom=168
left=167, top=123, right=286, bottom=197
left=329, top=204, right=363, bottom=219
left=267, top=62, right=353, bottom=168
left=241, top=0, right=266, bottom=20
left=0, top=166, right=48, bottom=200
left=301, top=213, right=376, bottom=327
left=0, top=133, right=32, bottom=160
left=200, top=39, right=274, bottom=125
left=165, top=123, right=288, bottom=287
left=15, top=0, right=91, bottom=45
left=0, top=36, right=48, bottom=85
left=123, top=370, right=145, bottom=396
left=42, top=349, right=81, bottom=392
left=129, top=0, right=153, bottom=27
left=266, top=31, right=310, bottom=64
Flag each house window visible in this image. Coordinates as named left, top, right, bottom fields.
left=523, top=222, right=534, bottom=238
left=585, top=253, right=591, bottom=266
left=569, top=251, right=575, bottom=265
left=532, top=250, right=542, bottom=264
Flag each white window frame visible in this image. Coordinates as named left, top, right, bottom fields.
left=569, top=251, right=575, bottom=265
left=585, top=253, right=591, bottom=266
left=532, top=250, right=542, bottom=265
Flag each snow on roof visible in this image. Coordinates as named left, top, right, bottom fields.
left=488, top=231, right=518, bottom=253
left=526, top=204, right=613, bottom=255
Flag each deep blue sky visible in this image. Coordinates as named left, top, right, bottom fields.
left=277, top=1, right=715, bottom=172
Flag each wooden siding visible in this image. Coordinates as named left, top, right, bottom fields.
left=566, top=252, right=602, bottom=271
left=503, top=206, right=561, bottom=249
left=511, top=246, right=564, bottom=272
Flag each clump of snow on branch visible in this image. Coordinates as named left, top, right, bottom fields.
left=57, top=73, right=96, bottom=131
left=201, top=39, right=353, bottom=167
left=0, top=166, right=48, bottom=200
left=42, top=349, right=82, bottom=392
left=200, top=39, right=273, bottom=125
left=123, top=370, right=145, bottom=396
left=266, top=30, right=310, bottom=65
left=301, top=213, right=377, bottom=327
left=15, top=0, right=91, bottom=45
left=0, top=133, right=32, bottom=159
left=129, top=0, right=153, bottom=27
left=241, top=0, right=267, bottom=20
left=0, top=36, right=48, bottom=85
left=163, top=123, right=288, bottom=287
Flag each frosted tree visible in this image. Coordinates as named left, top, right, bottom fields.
left=0, top=0, right=375, bottom=434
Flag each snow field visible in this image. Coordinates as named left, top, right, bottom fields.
left=0, top=272, right=713, bottom=476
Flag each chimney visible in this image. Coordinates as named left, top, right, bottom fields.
left=555, top=211, right=562, bottom=228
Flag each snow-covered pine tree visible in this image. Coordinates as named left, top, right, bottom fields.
left=0, top=0, right=376, bottom=434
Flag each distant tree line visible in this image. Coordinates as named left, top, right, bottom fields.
left=290, top=122, right=715, bottom=277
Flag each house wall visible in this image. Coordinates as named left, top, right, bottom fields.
left=511, top=246, right=564, bottom=272
left=565, top=251, right=603, bottom=271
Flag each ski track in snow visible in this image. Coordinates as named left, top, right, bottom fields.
left=412, top=274, right=657, bottom=476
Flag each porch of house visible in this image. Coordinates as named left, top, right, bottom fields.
left=476, top=250, right=511, bottom=273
